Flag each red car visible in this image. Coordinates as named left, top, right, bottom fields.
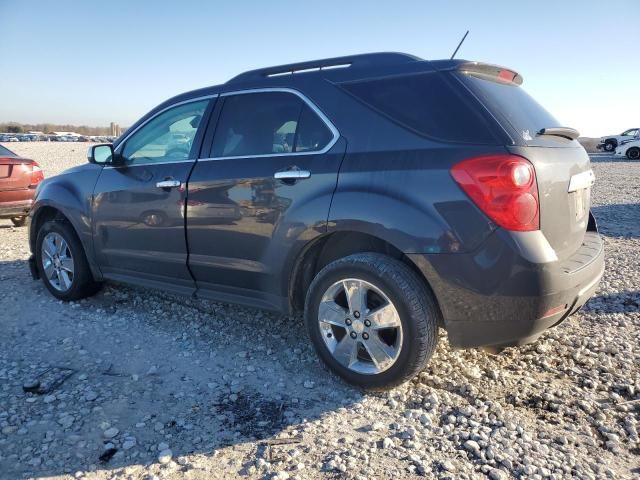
left=0, top=144, right=44, bottom=226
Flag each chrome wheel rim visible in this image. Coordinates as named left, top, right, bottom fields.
left=318, top=278, right=403, bottom=375
left=41, top=232, right=74, bottom=291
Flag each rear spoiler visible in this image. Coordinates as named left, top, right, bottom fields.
left=457, top=62, right=523, bottom=86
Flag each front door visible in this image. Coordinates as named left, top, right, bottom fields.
left=92, top=98, right=211, bottom=294
left=186, top=90, right=344, bottom=308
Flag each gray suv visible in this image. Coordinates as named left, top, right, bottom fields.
left=28, top=53, right=604, bottom=389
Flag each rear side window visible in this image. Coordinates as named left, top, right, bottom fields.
left=457, top=72, right=561, bottom=144
left=0, top=145, right=17, bottom=156
left=212, top=92, right=334, bottom=157
left=338, top=72, right=497, bottom=144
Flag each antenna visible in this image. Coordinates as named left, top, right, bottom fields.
left=450, top=30, right=469, bottom=60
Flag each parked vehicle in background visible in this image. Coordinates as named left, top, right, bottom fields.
left=27, top=53, right=604, bottom=389
left=0, top=144, right=44, bottom=226
left=598, top=128, right=639, bottom=152
left=614, top=137, right=640, bottom=160
left=7, top=136, right=19, bottom=142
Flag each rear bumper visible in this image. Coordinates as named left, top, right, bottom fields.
left=409, top=228, right=604, bottom=349
left=0, top=200, right=32, bottom=219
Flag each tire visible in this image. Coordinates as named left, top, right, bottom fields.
left=304, top=253, right=439, bottom=390
left=626, top=147, right=640, bottom=160
left=35, top=219, right=102, bottom=301
left=604, top=141, right=616, bottom=152
left=10, top=216, right=27, bottom=227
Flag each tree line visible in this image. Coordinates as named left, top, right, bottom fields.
left=1, top=122, right=113, bottom=136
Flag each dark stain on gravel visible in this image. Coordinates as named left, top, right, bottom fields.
left=214, top=391, right=289, bottom=440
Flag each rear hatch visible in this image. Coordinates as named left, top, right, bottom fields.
left=453, top=64, right=592, bottom=260
left=0, top=146, right=34, bottom=191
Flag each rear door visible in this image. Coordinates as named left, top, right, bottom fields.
left=455, top=67, right=593, bottom=260
left=186, top=89, right=344, bottom=308
left=92, top=97, right=213, bottom=294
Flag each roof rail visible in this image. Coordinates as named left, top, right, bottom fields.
left=226, top=52, right=421, bottom=84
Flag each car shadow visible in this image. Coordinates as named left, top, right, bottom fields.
left=583, top=290, right=640, bottom=314
left=0, top=258, right=367, bottom=479
left=591, top=203, right=640, bottom=238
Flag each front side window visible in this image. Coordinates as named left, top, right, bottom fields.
left=622, top=129, right=638, bottom=136
left=211, top=92, right=333, bottom=157
left=122, top=100, right=209, bottom=164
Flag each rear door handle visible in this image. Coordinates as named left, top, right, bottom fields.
left=156, top=179, right=181, bottom=189
left=274, top=170, right=311, bottom=181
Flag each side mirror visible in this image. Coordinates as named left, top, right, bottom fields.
left=87, top=144, right=115, bottom=164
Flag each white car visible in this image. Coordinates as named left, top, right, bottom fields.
left=598, top=128, right=639, bottom=152
left=614, top=138, right=640, bottom=160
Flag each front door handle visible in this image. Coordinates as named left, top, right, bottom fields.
left=156, top=179, right=181, bottom=189
left=274, top=170, right=311, bottom=181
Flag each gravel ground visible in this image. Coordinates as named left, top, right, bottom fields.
left=0, top=143, right=638, bottom=480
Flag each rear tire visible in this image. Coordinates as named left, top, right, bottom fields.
left=304, top=253, right=439, bottom=390
left=35, top=219, right=102, bottom=301
left=10, top=216, right=27, bottom=227
left=626, top=147, right=640, bottom=160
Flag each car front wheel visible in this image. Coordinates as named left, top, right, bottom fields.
left=35, top=219, right=101, bottom=301
left=604, top=141, right=616, bottom=152
left=305, top=253, right=439, bottom=390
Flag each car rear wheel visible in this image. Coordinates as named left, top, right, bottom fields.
left=627, top=147, right=640, bottom=160
left=10, top=216, right=27, bottom=227
left=304, top=253, right=439, bottom=390
left=35, top=219, right=101, bottom=301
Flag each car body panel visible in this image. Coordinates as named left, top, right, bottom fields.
left=0, top=151, right=38, bottom=218
left=29, top=163, right=103, bottom=278
left=187, top=138, right=347, bottom=309
left=91, top=161, right=196, bottom=295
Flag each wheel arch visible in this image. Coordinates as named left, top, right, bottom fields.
left=287, top=230, right=443, bottom=324
left=30, top=201, right=102, bottom=281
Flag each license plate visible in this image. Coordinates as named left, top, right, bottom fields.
left=0, top=165, right=9, bottom=178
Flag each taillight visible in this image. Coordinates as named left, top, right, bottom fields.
left=29, top=162, right=44, bottom=187
left=450, top=154, right=540, bottom=231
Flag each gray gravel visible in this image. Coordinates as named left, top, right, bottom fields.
left=1, top=143, right=638, bottom=479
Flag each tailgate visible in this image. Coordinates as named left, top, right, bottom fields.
left=0, top=157, right=33, bottom=191
left=508, top=145, right=593, bottom=260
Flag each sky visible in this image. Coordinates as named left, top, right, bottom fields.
left=1, top=0, right=638, bottom=137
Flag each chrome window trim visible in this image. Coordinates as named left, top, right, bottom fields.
left=112, top=94, right=218, bottom=159
left=202, top=87, right=339, bottom=160
left=103, top=159, right=195, bottom=169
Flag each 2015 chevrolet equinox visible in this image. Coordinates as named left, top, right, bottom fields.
left=28, top=53, right=604, bottom=389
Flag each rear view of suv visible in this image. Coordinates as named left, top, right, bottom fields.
left=28, top=53, right=604, bottom=389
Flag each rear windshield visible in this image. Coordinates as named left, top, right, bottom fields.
left=456, top=72, right=561, bottom=144
left=0, top=145, right=17, bottom=157
left=338, top=72, right=498, bottom=144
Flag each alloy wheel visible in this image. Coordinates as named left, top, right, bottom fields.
left=41, top=232, right=75, bottom=291
left=317, top=278, right=403, bottom=375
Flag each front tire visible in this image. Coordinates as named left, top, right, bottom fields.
left=35, top=219, right=101, bottom=301
left=304, top=253, right=439, bottom=390
left=604, top=141, right=616, bottom=152
left=626, top=147, right=640, bottom=160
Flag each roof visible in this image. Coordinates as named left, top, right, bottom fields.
left=226, top=52, right=424, bottom=85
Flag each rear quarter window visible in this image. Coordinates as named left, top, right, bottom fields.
left=338, top=72, right=499, bottom=144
